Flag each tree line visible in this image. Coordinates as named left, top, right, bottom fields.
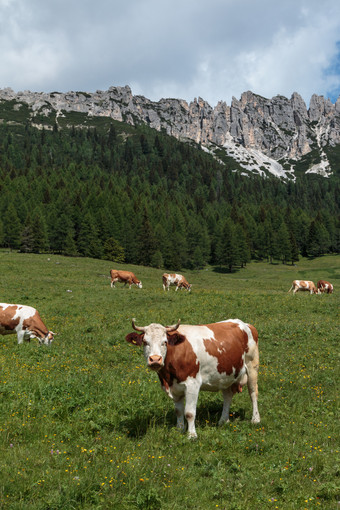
left=0, top=118, right=339, bottom=271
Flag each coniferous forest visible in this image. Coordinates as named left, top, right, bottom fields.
left=0, top=115, right=339, bottom=270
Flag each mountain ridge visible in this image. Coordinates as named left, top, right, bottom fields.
left=1, top=85, right=340, bottom=180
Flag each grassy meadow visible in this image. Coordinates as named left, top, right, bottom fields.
left=0, top=251, right=339, bottom=509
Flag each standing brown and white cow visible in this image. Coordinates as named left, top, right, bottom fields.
left=110, top=270, right=142, bottom=289
left=126, top=318, right=260, bottom=438
left=288, top=280, right=318, bottom=294
left=162, top=273, right=191, bottom=292
left=317, top=280, right=334, bottom=294
left=0, top=303, right=55, bottom=345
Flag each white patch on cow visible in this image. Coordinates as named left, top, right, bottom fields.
left=12, top=305, right=36, bottom=321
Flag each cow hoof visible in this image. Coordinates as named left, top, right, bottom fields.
left=251, top=417, right=261, bottom=424
left=187, top=432, right=198, bottom=440
left=218, top=418, right=230, bottom=426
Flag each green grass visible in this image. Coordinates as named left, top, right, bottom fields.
left=0, top=252, right=339, bottom=509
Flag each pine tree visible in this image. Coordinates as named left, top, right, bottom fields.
left=20, top=214, right=34, bottom=253
left=77, top=212, right=103, bottom=259
left=151, top=249, right=164, bottom=269
left=217, top=219, right=238, bottom=272
left=137, top=209, right=157, bottom=266
left=277, top=222, right=291, bottom=264
left=32, top=209, right=49, bottom=253
left=103, top=237, right=125, bottom=263
left=289, top=231, right=299, bottom=265
left=235, top=224, right=251, bottom=267
left=3, top=203, right=22, bottom=250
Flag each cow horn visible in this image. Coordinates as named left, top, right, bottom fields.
left=131, top=318, right=146, bottom=332
left=166, top=319, right=181, bottom=332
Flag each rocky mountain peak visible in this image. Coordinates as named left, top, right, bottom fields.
left=0, top=85, right=339, bottom=179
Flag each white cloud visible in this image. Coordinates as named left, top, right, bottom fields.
left=0, top=0, right=340, bottom=105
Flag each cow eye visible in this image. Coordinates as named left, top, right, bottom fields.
left=143, top=339, right=149, bottom=346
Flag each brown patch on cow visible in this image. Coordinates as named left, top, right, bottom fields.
left=22, top=311, right=48, bottom=338
left=317, top=280, right=333, bottom=293
left=125, top=332, right=144, bottom=346
left=0, top=305, right=20, bottom=331
left=203, top=322, right=249, bottom=377
left=157, top=335, right=199, bottom=386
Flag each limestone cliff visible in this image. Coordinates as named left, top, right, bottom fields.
left=1, top=85, right=339, bottom=179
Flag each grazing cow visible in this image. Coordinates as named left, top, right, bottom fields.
left=0, top=303, right=55, bottom=345
left=110, top=270, right=142, bottom=289
left=288, top=280, right=318, bottom=294
left=317, top=280, right=334, bottom=294
left=126, top=318, right=260, bottom=438
left=162, top=273, right=192, bottom=292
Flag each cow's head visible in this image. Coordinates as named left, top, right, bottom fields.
left=126, top=319, right=185, bottom=371
left=38, top=331, right=56, bottom=346
left=136, top=281, right=143, bottom=289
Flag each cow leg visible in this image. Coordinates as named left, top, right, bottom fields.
left=246, top=352, right=260, bottom=424
left=184, top=386, right=200, bottom=439
left=17, top=331, right=25, bottom=344
left=219, top=387, right=233, bottom=425
left=173, top=396, right=185, bottom=432
left=175, top=286, right=179, bottom=291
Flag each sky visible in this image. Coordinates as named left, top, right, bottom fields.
left=1, top=0, right=340, bottom=108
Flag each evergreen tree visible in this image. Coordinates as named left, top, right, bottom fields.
left=151, top=249, right=164, bottom=268
left=3, top=203, right=22, bottom=250
left=217, top=219, right=238, bottom=272
left=63, top=229, right=78, bottom=256
left=32, top=209, right=49, bottom=253
left=77, top=212, right=103, bottom=258
left=20, top=214, right=34, bottom=253
left=289, top=231, right=299, bottom=265
left=306, top=219, right=330, bottom=257
left=0, top=218, right=3, bottom=246
left=103, top=237, right=125, bottom=263
left=277, top=222, right=291, bottom=264
left=137, top=208, right=157, bottom=266
left=193, top=246, right=205, bottom=269
left=235, top=224, right=251, bottom=267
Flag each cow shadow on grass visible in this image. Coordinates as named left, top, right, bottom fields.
left=116, top=400, right=247, bottom=438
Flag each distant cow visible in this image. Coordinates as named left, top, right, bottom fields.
left=110, top=270, right=142, bottom=289
left=126, top=318, right=260, bottom=438
left=162, top=273, right=191, bottom=292
left=0, top=303, right=55, bottom=345
left=288, top=280, right=318, bottom=295
left=317, top=280, right=334, bottom=294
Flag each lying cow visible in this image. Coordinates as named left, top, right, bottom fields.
left=110, top=270, right=142, bottom=289
left=0, top=303, right=55, bottom=345
left=288, top=280, right=318, bottom=294
left=162, top=273, right=191, bottom=292
left=317, top=280, right=334, bottom=294
left=126, top=318, right=260, bottom=438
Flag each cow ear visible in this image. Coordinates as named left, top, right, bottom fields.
left=125, top=333, right=144, bottom=346
left=167, top=332, right=185, bottom=346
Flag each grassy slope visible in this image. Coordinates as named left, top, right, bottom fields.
left=0, top=252, right=339, bottom=509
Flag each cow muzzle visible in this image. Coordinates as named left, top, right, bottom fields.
left=148, top=355, right=163, bottom=370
